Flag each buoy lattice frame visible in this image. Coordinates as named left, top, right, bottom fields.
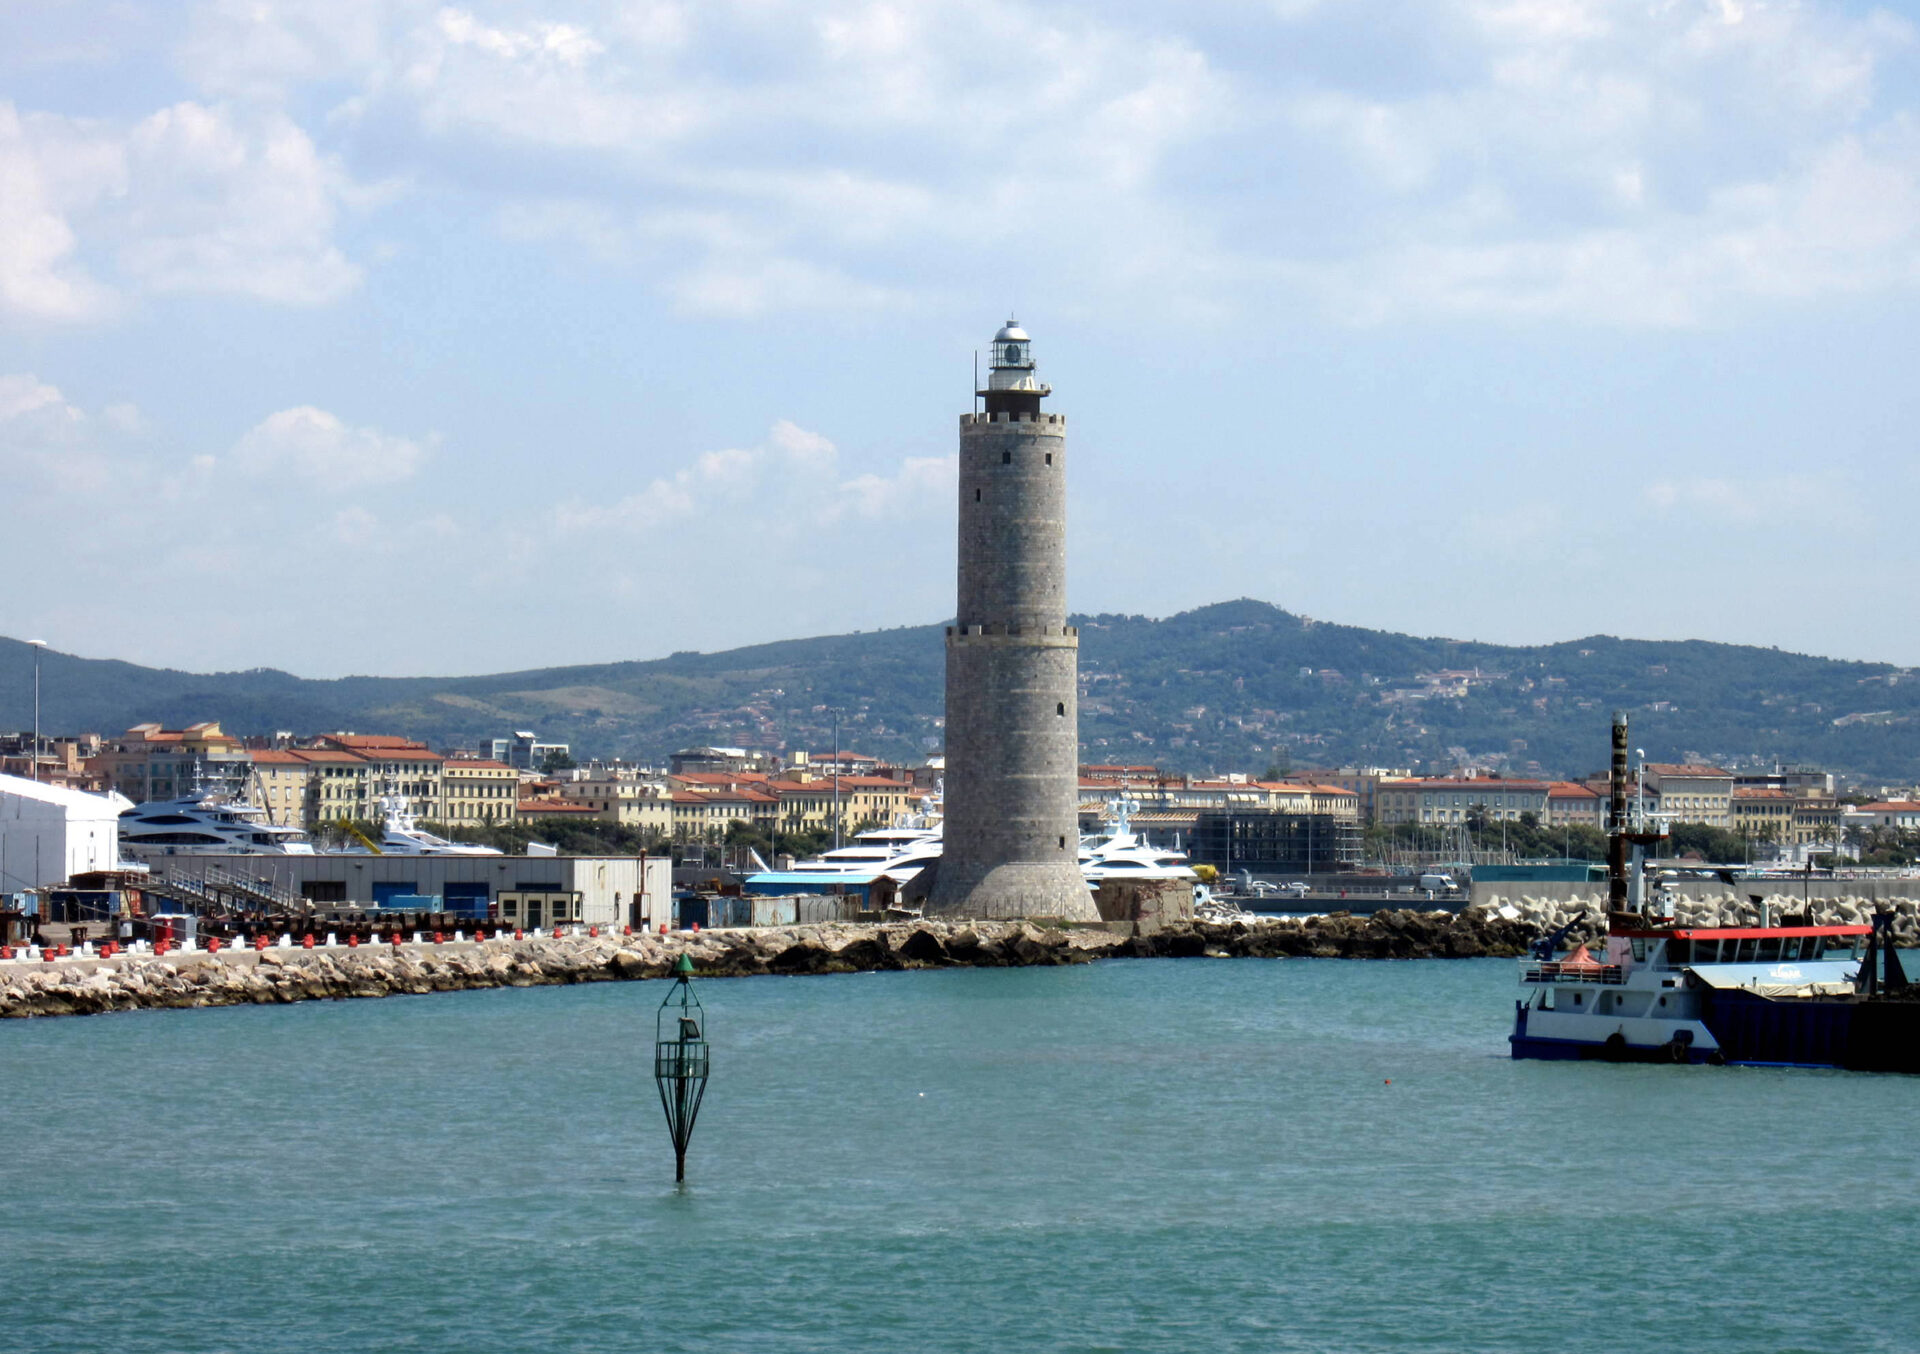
left=654, top=956, right=709, bottom=1182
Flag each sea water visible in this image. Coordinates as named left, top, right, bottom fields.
left=2, top=957, right=1916, bottom=1353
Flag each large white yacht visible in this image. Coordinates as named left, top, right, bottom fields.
left=119, top=792, right=316, bottom=859
left=745, top=798, right=1204, bottom=901
left=343, top=790, right=503, bottom=857
left=744, top=822, right=942, bottom=894
left=1078, top=798, right=1199, bottom=886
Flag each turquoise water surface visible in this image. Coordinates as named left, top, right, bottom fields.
left=3, top=957, right=1916, bottom=1353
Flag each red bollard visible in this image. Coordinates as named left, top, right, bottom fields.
left=301, top=935, right=315, bottom=949
left=589, top=926, right=598, bottom=938
left=0, top=946, right=11, bottom=960
left=514, top=928, right=524, bottom=941
left=207, top=938, right=221, bottom=953
left=659, top=923, right=668, bottom=935
left=254, top=935, right=269, bottom=951
left=622, top=925, right=632, bottom=937
left=433, top=931, right=444, bottom=945
left=391, top=931, right=403, bottom=946
left=692, top=922, right=701, bottom=933
left=348, top=933, right=359, bottom=948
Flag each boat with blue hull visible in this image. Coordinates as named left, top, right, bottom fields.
left=1510, top=917, right=1895, bottom=1068
left=1511, top=709, right=1920, bottom=1073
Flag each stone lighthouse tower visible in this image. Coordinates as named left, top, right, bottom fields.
left=928, top=320, right=1097, bottom=920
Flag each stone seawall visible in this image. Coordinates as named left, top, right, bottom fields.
left=1480, top=892, right=1920, bottom=944
left=0, top=910, right=1539, bottom=1020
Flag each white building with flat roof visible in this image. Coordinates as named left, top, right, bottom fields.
left=0, top=773, right=131, bottom=890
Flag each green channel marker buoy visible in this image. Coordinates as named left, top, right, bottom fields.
left=654, top=953, right=709, bottom=1182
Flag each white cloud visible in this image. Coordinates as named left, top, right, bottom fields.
left=0, top=372, right=115, bottom=492
left=0, top=103, right=120, bottom=322
left=228, top=405, right=434, bottom=488
left=555, top=418, right=952, bottom=532
left=0, top=97, right=364, bottom=322
left=116, top=103, right=362, bottom=304
left=146, top=0, right=1915, bottom=327
left=1642, top=473, right=1855, bottom=524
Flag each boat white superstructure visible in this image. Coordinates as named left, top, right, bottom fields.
left=350, top=790, right=503, bottom=857
left=1078, top=798, right=1199, bottom=886
left=119, top=792, right=316, bottom=859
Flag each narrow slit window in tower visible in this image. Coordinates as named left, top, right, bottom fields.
left=1057, top=702, right=1065, bottom=715
left=1002, top=451, right=1011, bottom=464
left=975, top=489, right=981, bottom=501
left=1045, top=453, right=1053, bottom=464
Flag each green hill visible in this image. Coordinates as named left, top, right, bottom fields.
left=4, top=600, right=1916, bottom=779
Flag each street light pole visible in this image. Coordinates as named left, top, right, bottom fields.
left=832, top=707, right=842, bottom=850
left=27, top=639, right=47, bottom=782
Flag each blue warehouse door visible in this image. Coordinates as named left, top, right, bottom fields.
left=444, top=882, right=490, bottom=918
left=372, top=882, right=419, bottom=909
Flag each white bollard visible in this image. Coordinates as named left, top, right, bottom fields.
left=277, top=935, right=292, bottom=949
left=454, top=931, right=465, bottom=943
left=326, top=932, right=338, bottom=947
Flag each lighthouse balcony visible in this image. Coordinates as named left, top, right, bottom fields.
left=961, top=411, right=1065, bottom=426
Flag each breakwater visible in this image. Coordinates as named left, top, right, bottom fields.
left=1484, top=891, right=1920, bottom=944
left=0, top=909, right=1539, bottom=1019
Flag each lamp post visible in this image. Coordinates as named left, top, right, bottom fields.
left=831, top=707, right=842, bottom=850
left=653, top=954, right=710, bottom=1182
left=26, top=639, right=47, bottom=782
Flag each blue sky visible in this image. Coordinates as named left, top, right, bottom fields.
left=3, top=0, right=1918, bottom=676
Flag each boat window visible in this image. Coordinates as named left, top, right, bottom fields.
left=1630, top=938, right=1647, bottom=962
left=1733, top=939, right=1755, bottom=963
left=1667, top=939, right=1690, bottom=964
left=1571, top=991, right=1583, bottom=1006
left=1693, top=939, right=1717, bottom=962
left=1756, top=938, right=1783, bottom=963
left=1539, top=988, right=1554, bottom=1010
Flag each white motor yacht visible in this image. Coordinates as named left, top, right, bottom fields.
left=1078, top=797, right=1199, bottom=885
left=745, top=821, right=942, bottom=893
left=341, top=791, right=504, bottom=857
left=119, top=791, right=316, bottom=859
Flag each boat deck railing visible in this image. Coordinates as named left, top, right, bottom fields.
left=1521, top=962, right=1625, bottom=985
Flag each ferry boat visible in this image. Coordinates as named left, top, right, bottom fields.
left=1510, top=712, right=1919, bottom=1073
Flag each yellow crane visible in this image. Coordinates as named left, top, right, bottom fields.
left=336, top=818, right=384, bottom=855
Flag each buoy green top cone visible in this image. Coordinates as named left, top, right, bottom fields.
left=655, top=952, right=709, bottom=1182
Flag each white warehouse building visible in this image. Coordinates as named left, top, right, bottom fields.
left=0, top=774, right=131, bottom=891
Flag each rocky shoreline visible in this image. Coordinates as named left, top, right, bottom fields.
left=0, top=909, right=1541, bottom=1020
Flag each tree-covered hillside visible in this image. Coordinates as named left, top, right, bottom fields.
left=4, top=600, right=1916, bottom=779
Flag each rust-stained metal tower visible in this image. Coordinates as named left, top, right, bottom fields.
left=928, top=320, right=1096, bottom=920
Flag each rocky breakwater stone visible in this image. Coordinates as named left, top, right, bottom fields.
left=0, top=911, right=1543, bottom=1020
left=1483, top=890, right=1920, bottom=945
